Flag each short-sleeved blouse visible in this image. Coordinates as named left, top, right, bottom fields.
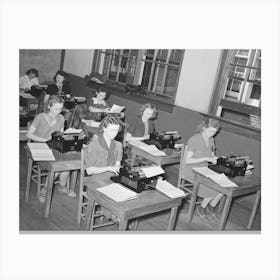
left=30, top=113, right=65, bottom=140
left=127, top=117, right=155, bottom=137
left=84, top=135, right=123, bottom=181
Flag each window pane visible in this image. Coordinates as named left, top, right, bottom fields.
left=163, top=65, right=180, bottom=97
left=225, top=78, right=242, bottom=100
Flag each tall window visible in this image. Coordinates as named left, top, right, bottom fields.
left=211, top=49, right=261, bottom=130
left=95, top=49, right=184, bottom=101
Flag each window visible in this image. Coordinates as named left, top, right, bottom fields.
left=95, top=49, right=184, bottom=102
left=210, top=49, right=261, bottom=130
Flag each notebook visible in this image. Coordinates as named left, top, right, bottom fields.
left=156, top=180, right=186, bottom=198
left=109, top=104, right=125, bottom=114
left=27, top=143, right=55, bottom=161
left=97, top=183, right=138, bottom=202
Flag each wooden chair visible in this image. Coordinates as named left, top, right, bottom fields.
left=77, top=146, right=116, bottom=230
left=26, top=122, right=69, bottom=201
left=177, top=144, right=200, bottom=205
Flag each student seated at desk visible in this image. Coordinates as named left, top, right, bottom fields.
left=84, top=115, right=123, bottom=182
left=19, top=68, right=39, bottom=91
left=26, top=95, right=72, bottom=202
left=125, top=103, right=157, bottom=142
left=87, top=86, right=110, bottom=121
left=184, top=118, right=224, bottom=222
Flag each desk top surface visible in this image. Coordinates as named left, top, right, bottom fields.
left=85, top=179, right=182, bottom=212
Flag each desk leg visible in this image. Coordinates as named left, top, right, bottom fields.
left=25, top=157, right=33, bottom=201
left=187, top=181, right=199, bottom=223
left=119, top=219, right=128, bottom=231
left=219, top=196, right=232, bottom=230
left=167, top=206, right=179, bottom=230
left=70, top=170, right=78, bottom=192
left=44, top=171, right=54, bottom=218
left=131, top=151, right=136, bottom=166
left=130, top=219, right=139, bottom=231
left=217, top=195, right=226, bottom=214
left=247, top=190, right=261, bottom=230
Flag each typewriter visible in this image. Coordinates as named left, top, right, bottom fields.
left=144, top=131, right=181, bottom=150
left=111, top=164, right=165, bottom=193
left=47, top=131, right=87, bottom=153
left=208, top=155, right=249, bottom=178
left=29, top=85, right=46, bottom=97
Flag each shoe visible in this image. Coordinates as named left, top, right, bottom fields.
left=206, top=205, right=221, bottom=222
left=39, top=195, right=46, bottom=203
left=196, top=205, right=211, bottom=224
left=58, top=185, right=68, bottom=193
left=67, top=190, right=77, bottom=198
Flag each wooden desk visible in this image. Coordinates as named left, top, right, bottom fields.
left=130, top=145, right=181, bottom=166
left=20, top=93, right=39, bottom=112
left=25, top=146, right=81, bottom=218
left=187, top=169, right=261, bottom=230
left=85, top=179, right=183, bottom=231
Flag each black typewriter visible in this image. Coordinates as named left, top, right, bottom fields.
left=29, top=85, right=46, bottom=97
left=208, top=156, right=249, bottom=178
left=144, top=131, right=181, bottom=150
left=47, top=131, right=87, bottom=153
left=111, top=164, right=164, bottom=193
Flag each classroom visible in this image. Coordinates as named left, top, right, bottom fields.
left=19, top=49, right=261, bottom=232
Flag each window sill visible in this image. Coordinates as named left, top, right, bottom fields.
left=201, top=113, right=261, bottom=141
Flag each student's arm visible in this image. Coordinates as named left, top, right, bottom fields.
left=26, top=125, right=50, bottom=142
left=125, top=132, right=149, bottom=142
left=86, top=166, right=119, bottom=175
left=185, top=150, right=217, bottom=164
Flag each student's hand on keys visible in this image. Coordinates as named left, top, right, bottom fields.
left=108, top=166, right=120, bottom=175
left=208, top=156, right=218, bottom=164
left=142, top=134, right=150, bottom=140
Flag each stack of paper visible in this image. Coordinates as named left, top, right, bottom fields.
left=109, top=104, right=125, bottom=114
left=156, top=180, right=186, bottom=198
left=141, top=165, right=165, bottom=178
left=27, top=143, right=55, bottom=161
left=74, top=96, right=86, bottom=102
left=192, top=167, right=238, bottom=188
left=64, top=128, right=83, bottom=134
left=97, top=183, right=138, bottom=202
left=129, top=141, right=166, bottom=157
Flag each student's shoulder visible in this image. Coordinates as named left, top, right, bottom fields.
left=188, top=133, right=201, bottom=143
left=114, top=140, right=123, bottom=150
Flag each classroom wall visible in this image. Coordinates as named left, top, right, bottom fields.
left=63, top=50, right=94, bottom=78
left=175, top=49, right=222, bottom=113
left=19, top=49, right=62, bottom=83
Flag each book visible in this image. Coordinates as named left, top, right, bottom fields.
left=156, top=179, right=186, bottom=198
left=109, top=104, right=125, bottom=114
left=64, top=128, right=83, bottom=134
left=27, top=143, right=55, bottom=161
left=192, top=167, right=238, bottom=188
left=97, top=183, right=138, bottom=202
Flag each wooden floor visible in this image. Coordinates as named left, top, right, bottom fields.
left=19, top=142, right=261, bottom=232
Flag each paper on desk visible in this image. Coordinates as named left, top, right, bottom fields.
left=109, top=104, right=125, bottom=114
left=156, top=179, right=186, bottom=198
left=192, top=167, right=238, bottom=188
left=128, top=140, right=147, bottom=148
left=27, top=143, right=55, bottom=161
left=20, top=92, right=34, bottom=99
left=140, top=145, right=166, bottom=156
left=97, top=183, right=138, bottom=202
left=141, top=165, right=165, bottom=178
left=64, top=128, right=83, bottom=134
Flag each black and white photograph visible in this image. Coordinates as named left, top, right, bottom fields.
left=1, top=1, right=280, bottom=280
left=19, top=49, right=261, bottom=232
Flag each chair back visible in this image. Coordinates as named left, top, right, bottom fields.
left=178, top=144, right=188, bottom=178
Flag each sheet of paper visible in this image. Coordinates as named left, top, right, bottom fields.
left=74, top=96, right=86, bottom=102
left=64, top=128, right=83, bottom=134
left=208, top=173, right=238, bottom=188
left=27, top=143, right=55, bottom=161
left=192, top=167, right=238, bottom=188
left=141, top=165, right=165, bottom=178
left=109, top=104, right=125, bottom=114
left=156, top=180, right=186, bottom=198
left=97, top=183, right=138, bottom=202
left=140, top=145, right=167, bottom=156
left=128, top=140, right=147, bottom=148
left=20, top=92, right=34, bottom=99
